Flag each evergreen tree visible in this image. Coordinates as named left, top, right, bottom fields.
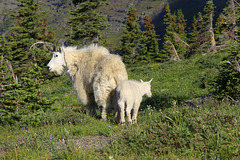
left=202, top=0, right=216, bottom=51
left=161, top=3, right=177, bottom=60
left=0, top=59, right=54, bottom=125
left=140, top=15, right=160, bottom=62
left=120, top=7, right=143, bottom=64
left=215, top=0, right=240, bottom=43
left=211, top=43, right=240, bottom=101
left=211, top=1, right=240, bottom=101
left=177, top=10, right=187, bottom=37
left=6, top=0, right=55, bottom=78
left=0, top=0, right=55, bottom=126
left=175, top=10, right=189, bottom=57
left=66, top=0, right=110, bottom=46
left=189, top=0, right=216, bottom=54
left=189, top=12, right=204, bottom=54
left=162, top=4, right=188, bottom=60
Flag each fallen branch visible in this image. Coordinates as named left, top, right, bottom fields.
left=227, top=56, right=240, bottom=73
left=233, top=0, right=240, bottom=7
left=1, top=56, right=18, bottom=84
left=166, top=40, right=180, bottom=61
left=174, top=33, right=191, bottom=48
left=234, top=56, right=240, bottom=72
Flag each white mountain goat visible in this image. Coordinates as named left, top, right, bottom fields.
left=116, top=78, right=153, bottom=125
left=47, top=44, right=128, bottom=120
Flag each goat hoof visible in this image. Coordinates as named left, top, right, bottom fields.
left=132, top=119, right=137, bottom=124
left=120, top=122, right=125, bottom=126
left=128, top=121, right=132, bottom=125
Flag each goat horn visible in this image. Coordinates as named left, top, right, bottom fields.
left=30, top=41, right=59, bottom=51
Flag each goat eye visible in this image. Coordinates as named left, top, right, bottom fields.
left=55, top=54, right=58, bottom=57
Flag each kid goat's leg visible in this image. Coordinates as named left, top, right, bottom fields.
left=132, top=101, right=140, bottom=124
left=118, top=100, right=125, bottom=125
left=126, top=101, right=133, bottom=124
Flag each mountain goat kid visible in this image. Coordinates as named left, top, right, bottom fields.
left=116, top=79, right=153, bottom=125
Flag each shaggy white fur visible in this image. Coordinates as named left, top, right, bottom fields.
left=47, top=44, right=128, bottom=120
left=116, top=79, right=153, bottom=125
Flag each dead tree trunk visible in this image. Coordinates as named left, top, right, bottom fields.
left=209, top=12, right=216, bottom=47
left=166, top=40, right=180, bottom=61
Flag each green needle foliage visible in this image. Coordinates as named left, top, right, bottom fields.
left=0, top=0, right=56, bottom=126
left=201, top=0, right=216, bottom=51
left=189, top=12, right=203, bottom=55
left=66, top=0, right=110, bottom=46
left=138, top=15, right=161, bottom=63
left=211, top=43, right=240, bottom=101
left=215, top=0, right=240, bottom=45
left=5, top=0, right=56, bottom=79
left=0, top=57, right=55, bottom=126
left=120, top=7, right=143, bottom=64
left=189, top=1, right=216, bottom=54
left=162, top=4, right=189, bottom=60
left=210, top=0, right=240, bottom=101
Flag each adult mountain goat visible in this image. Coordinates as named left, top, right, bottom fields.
left=116, top=79, right=153, bottom=125
left=47, top=44, right=128, bottom=120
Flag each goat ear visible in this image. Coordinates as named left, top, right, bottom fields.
left=149, top=78, right=153, bottom=83
left=140, top=79, right=143, bottom=83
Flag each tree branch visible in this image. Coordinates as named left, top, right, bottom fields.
left=3, top=58, right=18, bottom=84
left=233, top=0, right=240, bottom=7
left=227, top=56, right=240, bottom=73
left=173, top=33, right=191, bottom=48
left=166, top=40, right=180, bottom=61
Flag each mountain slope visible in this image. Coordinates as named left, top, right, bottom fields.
left=0, top=0, right=226, bottom=48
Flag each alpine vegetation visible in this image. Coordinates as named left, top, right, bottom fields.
left=116, top=79, right=153, bottom=125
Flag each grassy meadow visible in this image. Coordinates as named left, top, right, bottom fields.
left=1, top=52, right=240, bottom=159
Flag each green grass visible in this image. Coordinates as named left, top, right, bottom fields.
left=1, top=53, right=240, bottom=159
left=129, top=53, right=224, bottom=108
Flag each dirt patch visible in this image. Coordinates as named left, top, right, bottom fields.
left=56, top=135, right=111, bottom=150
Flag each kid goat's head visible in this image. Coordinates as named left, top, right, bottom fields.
left=140, top=78, right=153, bottom=97
left=47, top=48, right=66, bottom=75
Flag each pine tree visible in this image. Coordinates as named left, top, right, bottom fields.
left=162, top=4, right=188, bottom=60
left=6, top=0, right=56, bottom=79
left=161, top=3, right=177, bottom=60
left=215, top=0, right=240, bottom=43
left=163, top=3, right=178, bottom=33
left=140, top=15, right=160, bottom=62
left=175, top=10, right=189, bottom=56
left=1, top=36, right=54, bottom=125
left=0, top=55, right=20, bottom=125
left=202, top=0, right=216, bottom=50
left=211, top=43, right=240, bottom=100
left=177, top=10, right=187, bottom=37
left=189, top=12, right=204, bottom=54
left=120, top=7, right=143, bottom=64
left=211, top=1, right=240, bottom=101
left=66, top=0, right=110, bottom=46
left=0, top=0, right=55, bottom=126
left=189, top=0, right=216, bottom=54
left=0, top=59, right=54, bottom=125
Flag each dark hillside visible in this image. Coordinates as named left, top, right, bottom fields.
left=0, top=0, right=227, bottom=48
left=152, top=0, right=226, bottom=43
left=101, top=0, right=226, bottom=48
